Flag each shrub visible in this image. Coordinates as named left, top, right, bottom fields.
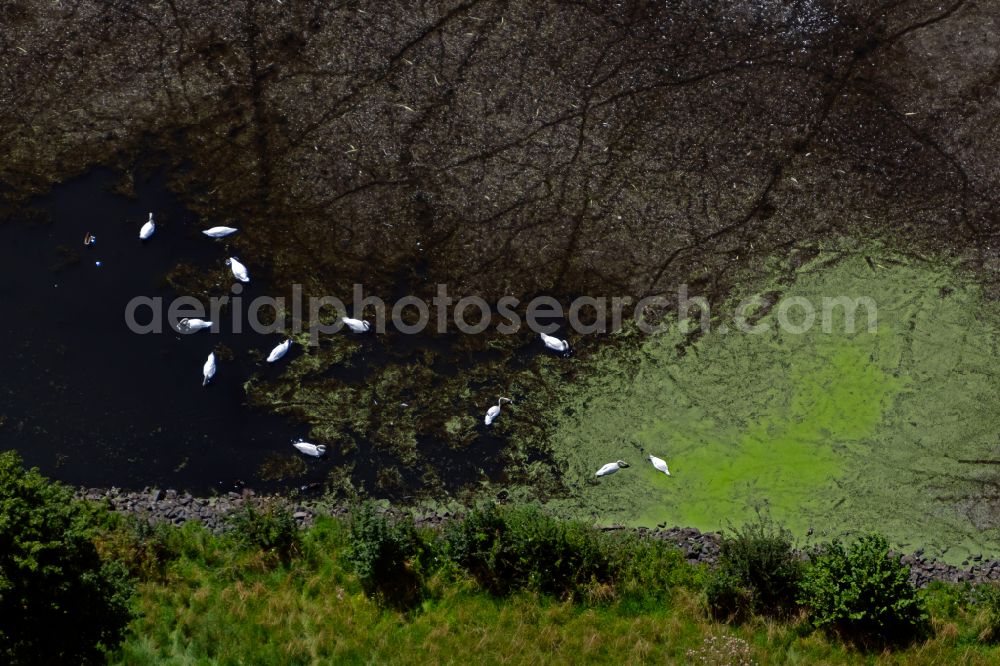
left=706, top=568, right=757, bottom=623
left=973, top=583, right=1000, bottom=643
left=922, top=579, right=968, bottom=619
left=707, top=516, right=802, bottom=621
left=605, top=532, right=702, bottom=608
left=228, top=504, right=300, bottom=565
left=0, top=451, right=134, bottom=664
left=798, top=533, right=929, bottom=646
left=347, top=503, right=429, bottom=608
left=445, top=503, right=614, bottom=598
left=95, top=515, right=177, bottom=582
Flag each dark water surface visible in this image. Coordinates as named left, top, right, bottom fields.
left=0, top=169, right=320, bottom=492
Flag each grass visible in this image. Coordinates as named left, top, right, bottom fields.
left=104, top=513, right=1000, bottom=665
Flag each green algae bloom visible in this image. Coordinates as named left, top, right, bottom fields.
left=542, top=250, right=1000, bottom=564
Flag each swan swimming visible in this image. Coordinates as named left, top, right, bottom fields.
left=202, top=352, right=216, bottom=386
left=648, top=454, right=670, bottom=476
left=293, top=440, right=326, bottom=457
left=342, top=317, right=371, bottom=333
left=177, top=318, right=213, bottom=333
left=202, top=226, right=238, bottom=238
left=540, top=332, right=570, bottom=353
left=226, top=257, right=250, bottom=283
left=595, top=460, right=628, bottom=477
left=484, top=397, right=513, bottom=426
left=267, top=339, right=292, bottom=363
left=139, top=212, right=155, bottom=240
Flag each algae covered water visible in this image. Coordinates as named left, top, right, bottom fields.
left=541, top=250, right=1000, bottom=564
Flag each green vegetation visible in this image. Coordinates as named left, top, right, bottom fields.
left=347, top=503, right=432, bottom=609
left=799, top=534, right=930, bottom=647
left=443, top=504, right=698, bottom=602
left=228, top=504, right=301, bottom=566
left=707, top=516, right=803, bottom=622
left=972, top=583, right=1000, bottom=643
left=542, top=249, right=1000, bottom=563
left=108, top=505, right=1000, bottom=664
left=8, top=454, right=1000, bottom=663
left=0, top=452, right=133, bottom=665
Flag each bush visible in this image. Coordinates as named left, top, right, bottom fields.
left=228, top=504, right=300, bottom=565
left=798, top=533, right=929, bottom=646
left=0, top=451, right=134, bottom=664
left=707, top=516, right=802, bottom=621
left=347, top=503, right=429, bottom=608
left=973, top=583, right=1000, bottom=643
left=605, top=532, right=702, bottom=608
left=446, top=504, right=698, bottom=605
left=95, top=515, right=178, bottom=582
left=445, top=503, right=614, bottom=598
left=706, top=569, right=757, bottom=623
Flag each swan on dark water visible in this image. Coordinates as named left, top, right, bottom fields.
left=139, top=212, right=155, bottom=240
left=178, top=318, right=213, bottom=333
left=203, top=226, right=238, bottom=238
left=342, top=317, right=370, bottom=333
left=226, top=257, right=250, bottom=283
left=484, top=397, right=513, bottom=426
left=293, top=440, right=326, bottom=457
left=540, top=332, right=570, bottom=353
left=202, top=352, right=216, bottom=386
left=267, top=339, right=292, bottom=363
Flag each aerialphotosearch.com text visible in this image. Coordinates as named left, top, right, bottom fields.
left=124, top=283, right=878, bottom=343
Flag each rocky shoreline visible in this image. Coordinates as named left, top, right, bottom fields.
left=79, top=486, right=1000, bottom=589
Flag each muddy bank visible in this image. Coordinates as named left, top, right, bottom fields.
left=80, top=485, right=1000, bottom=589
left=3, top=0, right=998, bottom=300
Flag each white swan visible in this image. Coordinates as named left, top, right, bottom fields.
left=177, top=318, right=213, bottom=332
left=540, top=332, right=570, bottom=353
left=226, top=257, right=250, bottom=283
left=267, top=339, right=292, bottom=363
left=202, top=226, right=238, bottom=238
left=139, top=212, right=155, bottom=240
left=648, top=454, right=671, bottom=476
left=484, top=397, right=513, bottom=426
left=595, top=460, right=628, bottom=477
left=293, top=440, right=327, bottom=457
left=202, top=352, right=216, bottom=386
left=342, top=317, right=371, bottom=333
